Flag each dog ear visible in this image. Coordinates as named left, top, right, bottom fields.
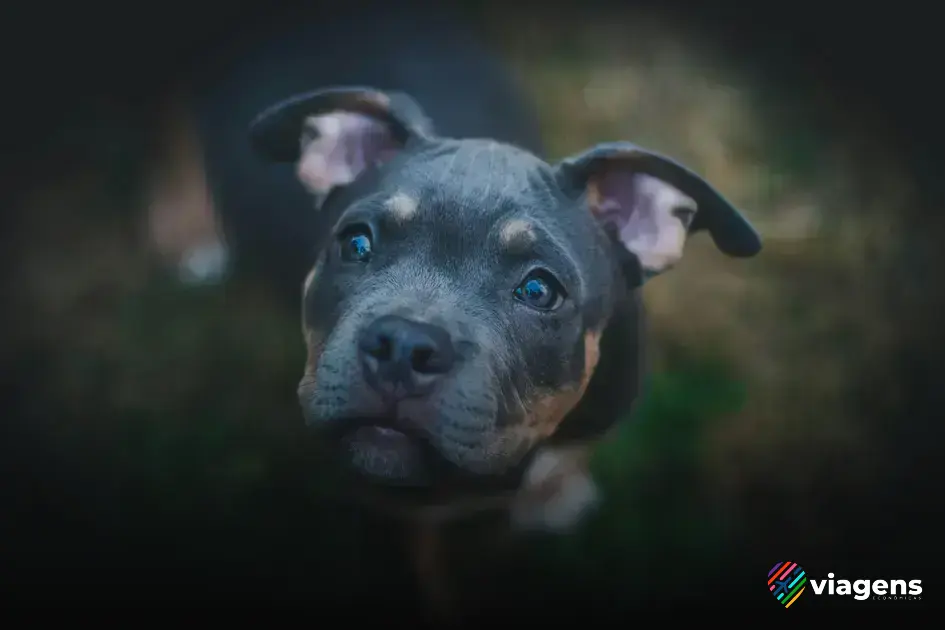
left=556, top=142, right=761, bottom=281
left=249, top=86, right=434, bottom=197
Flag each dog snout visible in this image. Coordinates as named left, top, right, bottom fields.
left=358, top=315, right=456, bottom=399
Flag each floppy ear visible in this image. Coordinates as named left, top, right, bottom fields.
left=556, top=142, right=762, bottom=281
left=249, top=86, right=434, bottom=198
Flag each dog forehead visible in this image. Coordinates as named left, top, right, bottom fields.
left=393, top=138, right=558, bottom=213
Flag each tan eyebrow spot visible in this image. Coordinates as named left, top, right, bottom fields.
left=499, top=219, right=536, bottom=247
left=385, top=192, right=419, bottom=222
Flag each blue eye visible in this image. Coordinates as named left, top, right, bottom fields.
left=513, top=271, right=564, bottom=310
left=340, top=229, right=373, bottom=262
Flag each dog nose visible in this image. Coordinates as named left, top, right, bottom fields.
left=359, top=315, right=456, bottom=398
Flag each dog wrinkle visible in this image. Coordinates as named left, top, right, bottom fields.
left=384, top=191, right=419, bottom=222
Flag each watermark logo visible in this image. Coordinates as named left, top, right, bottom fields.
left=768, top=561, right=806, bottom=608
left=809, top=573, right=922, bottom=601
left=768, top=563, right=923, bottom=606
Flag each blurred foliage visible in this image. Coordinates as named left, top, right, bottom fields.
left=541, top=355, right=747, bottom=596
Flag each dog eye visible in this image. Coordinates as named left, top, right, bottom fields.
left=513, top=270, right=565, bottom=311
left=339, top=226, right=373, bottom=263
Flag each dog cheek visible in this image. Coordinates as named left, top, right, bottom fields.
left=522, top=329, right=602, bottom=439
left=302, top=254, right=326, bottom=300
left=302, top=307, right=381, bottom=420
left=298, top=331, right=327, bottom=407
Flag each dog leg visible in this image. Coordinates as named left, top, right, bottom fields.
left=509, top=444, right=601, bottom=534
left=409, top=521, right=457, bottom=621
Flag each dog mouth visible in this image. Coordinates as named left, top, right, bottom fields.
left=345, top=424, right=428, bottom=485
left=316, top=416, right=531, bottom=500
left=320, top=416, right=434, bottom=487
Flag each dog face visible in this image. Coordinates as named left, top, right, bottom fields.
left=296, top=140, right=618, bottom=488
left=250, top=87, right=761, bottom=501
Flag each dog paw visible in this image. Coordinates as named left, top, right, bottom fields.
left=509, top=445, right=601, bottom=534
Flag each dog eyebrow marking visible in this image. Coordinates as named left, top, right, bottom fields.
left=499, top=218, right=537, bottom=249
left=384, top=191, right=419, bottom=222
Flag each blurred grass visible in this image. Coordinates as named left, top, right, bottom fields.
left=573, top=356, right=746, bottom=577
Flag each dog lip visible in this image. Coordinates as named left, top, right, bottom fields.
left=313, top=416, right=540, bottom=500
left=319, top=415, right=425, bottom=442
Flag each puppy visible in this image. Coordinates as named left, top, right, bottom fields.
left=248, top=85, right=762, bottom=614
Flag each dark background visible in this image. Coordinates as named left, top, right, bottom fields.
left=2, top=0, right=943, bottom=616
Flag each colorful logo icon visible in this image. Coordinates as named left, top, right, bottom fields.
left=769, top=561, right=806, bottom=608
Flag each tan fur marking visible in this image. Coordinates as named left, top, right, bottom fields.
left=499, top=219, right=536, bottom=247
left=511, top=330, right=604, bottom=531
left=526, top=329, right=603, bottom=437
left=300, top=255, right=325, bottom=344
left=583, top=329, right=602, bottom=381
left=299, top=253, right=327, bottom=398
left=385, top=192, right=419, bottom=222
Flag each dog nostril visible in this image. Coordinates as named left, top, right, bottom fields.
left=410, top=346, right=435, bottom=373
left=368, top=336, right=393, bottom=361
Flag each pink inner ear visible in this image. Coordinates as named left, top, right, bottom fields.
left=296, top=112, right=402, bottom=195
left=591, top=170, right=662, bottom=247
left=589, top=170, right=697, bottom=274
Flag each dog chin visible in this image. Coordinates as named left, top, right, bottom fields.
left=343, top=425, right=432, bottom=486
